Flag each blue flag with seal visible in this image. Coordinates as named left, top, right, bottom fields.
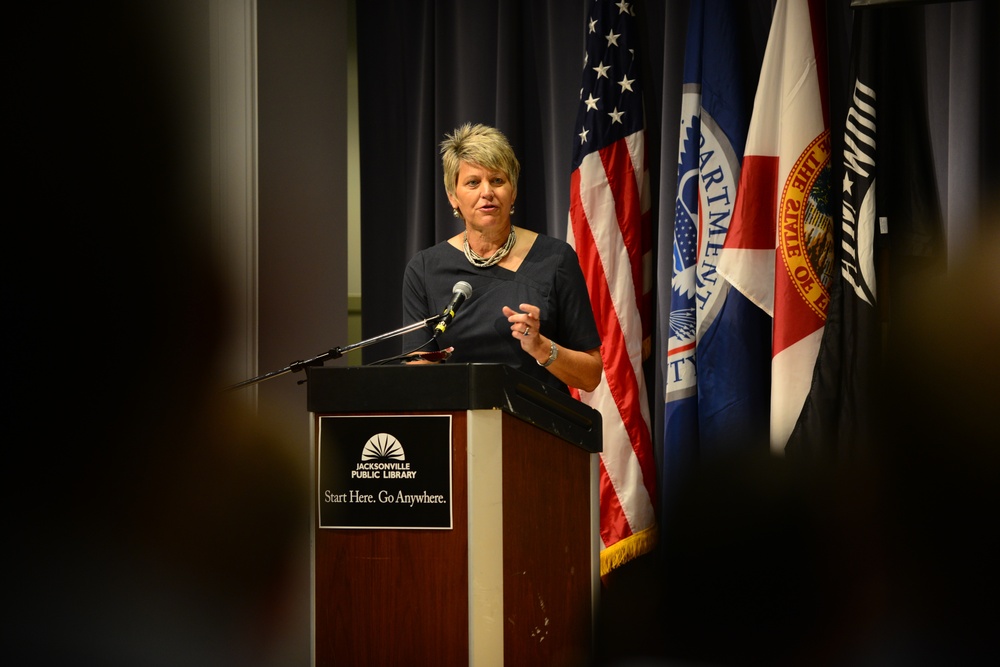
left=662, top=0, right=770, bottom=507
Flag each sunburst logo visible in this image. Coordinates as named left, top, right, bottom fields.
left=361, top=433, right=405, bottom=461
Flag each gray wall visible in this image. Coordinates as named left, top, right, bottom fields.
left=256, top=1, right=348, bottom=662
left=256, top=0, right=347, bottom=437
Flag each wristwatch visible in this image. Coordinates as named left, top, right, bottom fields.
left=538, top=340, right=558, bottom=368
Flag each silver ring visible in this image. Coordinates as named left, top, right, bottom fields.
left=523, top=325, right=531, bottom=336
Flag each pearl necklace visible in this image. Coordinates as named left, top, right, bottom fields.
left=463, top=227, right=516, bottom=268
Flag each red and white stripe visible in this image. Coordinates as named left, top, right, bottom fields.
left=568, top=131, right=657, bottom=575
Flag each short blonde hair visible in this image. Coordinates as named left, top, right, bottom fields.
left=440, top=123, right=520, bottom=197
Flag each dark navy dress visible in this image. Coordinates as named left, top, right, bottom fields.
left=401, top=233, right=601, bottom=393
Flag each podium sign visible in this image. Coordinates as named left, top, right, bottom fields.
left=317, top=414, right=453, bottom=529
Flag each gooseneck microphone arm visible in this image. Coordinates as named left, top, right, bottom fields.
left=224, top=314, right=440, bottom=391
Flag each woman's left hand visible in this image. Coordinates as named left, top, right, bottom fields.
left=502, top=303, right=545, bottom=355
left=502, top=303, right=603, bottom=392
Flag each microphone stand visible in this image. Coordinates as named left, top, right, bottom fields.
left=225, top=315, right=439, bottom=391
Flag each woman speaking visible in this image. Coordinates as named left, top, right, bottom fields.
left=402, top=123, right=602, bottom=394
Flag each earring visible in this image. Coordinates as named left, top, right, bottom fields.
left=510, top=205, right=516, bottom=215
left=452, top=208, right=461, bottom=218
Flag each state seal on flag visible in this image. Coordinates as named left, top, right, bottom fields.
left=779, top=130, right=835, bottom=319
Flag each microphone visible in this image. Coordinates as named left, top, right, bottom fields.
left=433, top=281, right=473, bottom=337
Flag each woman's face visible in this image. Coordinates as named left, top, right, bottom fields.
left=448, top=161, right=516, bottom=232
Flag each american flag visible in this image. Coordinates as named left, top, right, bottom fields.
left=567, top=0, right=657, bottom=576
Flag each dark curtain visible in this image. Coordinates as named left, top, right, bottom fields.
left=357, top=0, right=590, bottom=363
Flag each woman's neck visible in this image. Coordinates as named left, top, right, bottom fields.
left=466, top=224, right=514, bottom=257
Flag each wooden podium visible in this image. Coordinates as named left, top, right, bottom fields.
left=306, top=364, right=603, bottom=667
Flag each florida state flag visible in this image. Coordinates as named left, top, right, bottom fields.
left=717, top=0, right=835, bottom=452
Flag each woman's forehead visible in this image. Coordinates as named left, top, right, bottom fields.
left=458, top=161, right=505, bottom=178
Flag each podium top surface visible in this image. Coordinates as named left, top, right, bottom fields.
left=306, top=363, right=602, bottom=452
